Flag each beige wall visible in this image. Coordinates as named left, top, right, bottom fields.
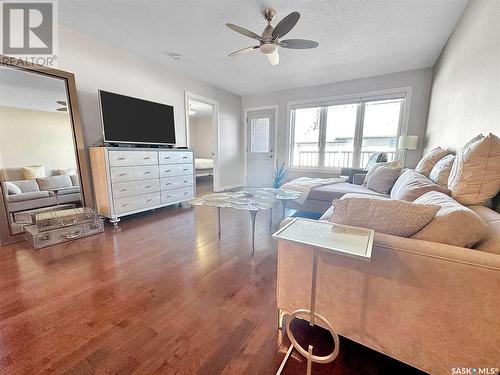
left=425, top=0, right=500, bottom=152
left=57, top=26, right=244, bottom=190
left=189, top=116, right=214, bottom=159
left=243, top=68, right=433, bottom=177
left=0, top=106, right=78, bottom=180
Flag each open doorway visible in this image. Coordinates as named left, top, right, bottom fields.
left=185, top=93, right=219, bottom=195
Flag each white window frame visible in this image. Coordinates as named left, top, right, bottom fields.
left=286, top=87, right=412, bottom=172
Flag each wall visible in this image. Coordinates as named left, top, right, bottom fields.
left=0, top=107, right=78, bottom=180
left=425, top=0, right=500, bottom=152
left=189, top=116, right=214, bottom=159
left=57, top=26, right=243, bottom=189
left=242, top=68, right=432, bottom=179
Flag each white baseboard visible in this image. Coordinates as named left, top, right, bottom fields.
left=216, top=181, right=245, bottom=192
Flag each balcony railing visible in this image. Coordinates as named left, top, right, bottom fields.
left=297, top=149, right=396, bottom=168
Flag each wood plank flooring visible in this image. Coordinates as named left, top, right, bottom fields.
left=0, top=177, right=423, bottom=374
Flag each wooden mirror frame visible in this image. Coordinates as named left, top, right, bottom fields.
left=0, top=55, right=93, bottom=246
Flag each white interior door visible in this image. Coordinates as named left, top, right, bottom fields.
left=246, top=109, right=275, bottom=187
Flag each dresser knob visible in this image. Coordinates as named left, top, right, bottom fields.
left=145, top=171, right=151, bottom=174
left=121, top=188, right=128, bottom=192
left=183, top=168, right=188, bottom=171
left=119, top=173, right=126, bottom=176
left=122, top=203, right=129, bottom=207
left=182, top=156, right=188, bottom=159
left=144, top=156, right=150, bottom=160
left=165, top=170, right=171, bottom=173
left=118, top=157, right=126, bottom=160
left=146, top=199, right=153, bottom=203
left=145, top=185, right=152, bottom=189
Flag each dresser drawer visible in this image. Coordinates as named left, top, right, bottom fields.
left=110, top=165, right=159, bottom=183
left=159, top=151, right=193, bottom=164
left=160, top=175, right=194, bottom=190
left=108, top=150, right=158, bottom=167
left=161, top=187, right=194, bottom=204
left=111, top=179, right=160, bottom=199
left=159, top=163, right=193, bottom=178
left=113, top=192, right=160, bottom=214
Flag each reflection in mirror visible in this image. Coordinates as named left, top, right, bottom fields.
left=0, top=66, right=83, bottom=235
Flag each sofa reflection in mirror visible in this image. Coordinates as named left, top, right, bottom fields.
left=0, top=65, right=84, bottom=235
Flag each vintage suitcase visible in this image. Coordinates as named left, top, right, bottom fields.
left=34, top=207, right=98, bottom=232
left=25, top=219, right=104, bottom=249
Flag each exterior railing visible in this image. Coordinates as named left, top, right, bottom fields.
left=297, top=149, right=396, bottom=168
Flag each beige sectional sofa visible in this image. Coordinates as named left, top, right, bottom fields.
left=277, top=164, right=500, bottom=372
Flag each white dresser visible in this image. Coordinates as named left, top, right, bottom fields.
left=89, top=147, right=195, bottom=226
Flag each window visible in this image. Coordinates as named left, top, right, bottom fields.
left=250, top=117, right=270, bottom=153
left=289, top=93, right=406, bottom=169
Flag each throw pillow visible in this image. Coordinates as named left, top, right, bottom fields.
left=363, top=160, right=401, bottom=185
left=367, top=166, right=402, bottom=194
left=22, top=165, right=46, bottom=180
left=429, top=154, right=455, bottom=187
left=447, top=133, right=500, bottom=205
left=412, top=191, right=487, bottom=248
left=330, top=197, right=439, bottom=237
left=58, top=168, right=77, bottom=176
left=391, top=169, right=451, bottom=201
left=37, top=175, right=73, bottom=191
left=415, top=147, right=451, bottom=177
left=5, top=182, right=22, bottom=195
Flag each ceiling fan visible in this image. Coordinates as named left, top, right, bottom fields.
left=226, top=9, right=319, bottom=65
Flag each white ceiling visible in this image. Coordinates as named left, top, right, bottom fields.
left=0, top=67, right=68, bottom=112
left=189, top=100, right=213, bottom=118
left=59, top=0, right=468, bottom=96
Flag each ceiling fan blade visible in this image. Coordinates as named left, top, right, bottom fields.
left=279, top=39, right=319, bottom=49
left=272, top=11, right=300, bottom=38
left=228, top=46, right=259, bottom=57
left=226, top=23, right=263, bottom=41
left=267, top=51, right=279, bottom=65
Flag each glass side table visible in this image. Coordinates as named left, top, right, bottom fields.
left=272, top=218, right=374, bottom=375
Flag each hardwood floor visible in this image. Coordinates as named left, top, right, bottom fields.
left=0, top=183, right=423, bottom=374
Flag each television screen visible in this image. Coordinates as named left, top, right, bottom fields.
left=99, top=90, right=176, bottom=145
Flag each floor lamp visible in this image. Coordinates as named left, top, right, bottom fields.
left=398, top=135, right=418, bottom=167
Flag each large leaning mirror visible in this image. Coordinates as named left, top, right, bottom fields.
left=0, top=57, right=91, bottom=244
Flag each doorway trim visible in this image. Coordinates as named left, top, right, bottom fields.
left=243, top=105, right=279, bottom=187
left=185, top=92, right=221, bottom=191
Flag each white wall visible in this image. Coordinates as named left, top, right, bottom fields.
left=189, top=116, right=214, bottom=159
left=0, top=107, right=78, bottom=179
left=57, top=26, right=243, bottom=189
left=242, top=68, right=432, bottom=178
left=425, top=0, right=500, bottom=152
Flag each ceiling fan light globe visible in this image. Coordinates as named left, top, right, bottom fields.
left=267, top=51, right=279, bottom=65
left=259, top=43, right=278, bottom=55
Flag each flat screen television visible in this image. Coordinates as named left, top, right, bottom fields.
left=99, top=90, right=176, bottom=145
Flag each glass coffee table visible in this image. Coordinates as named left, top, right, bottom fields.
left=191, top=188, right=303, bottom=257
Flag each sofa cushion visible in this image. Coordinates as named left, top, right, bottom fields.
left=469, top=205, right=500, bottom=254
left=4, top=182, right=22, bottom=195
left=56, top=186, right=81, bottom=195
left=415, top=147, right=451, bottom=177
left=22, top=165, right=46, bottom=180
left=308, top=182, right=389, bottom=202
left=8, top=179, right=40, bottom=193
left=37, top=175, right=73, bottom=191
left=429, top=154, right=455, bottom=187
left=5, top=191, right=50, bottom=202
left=448, top=133, right=500, bottom=206
left=330, top=197, right=439, bottom=237
left=412, top=192, right=487, bottom=248
left=367, top=166, right=402, bottom=194
left=391, top=169, right=451, bottom=202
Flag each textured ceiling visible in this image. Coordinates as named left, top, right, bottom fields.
left=59, top=0, right=468, bottom=96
